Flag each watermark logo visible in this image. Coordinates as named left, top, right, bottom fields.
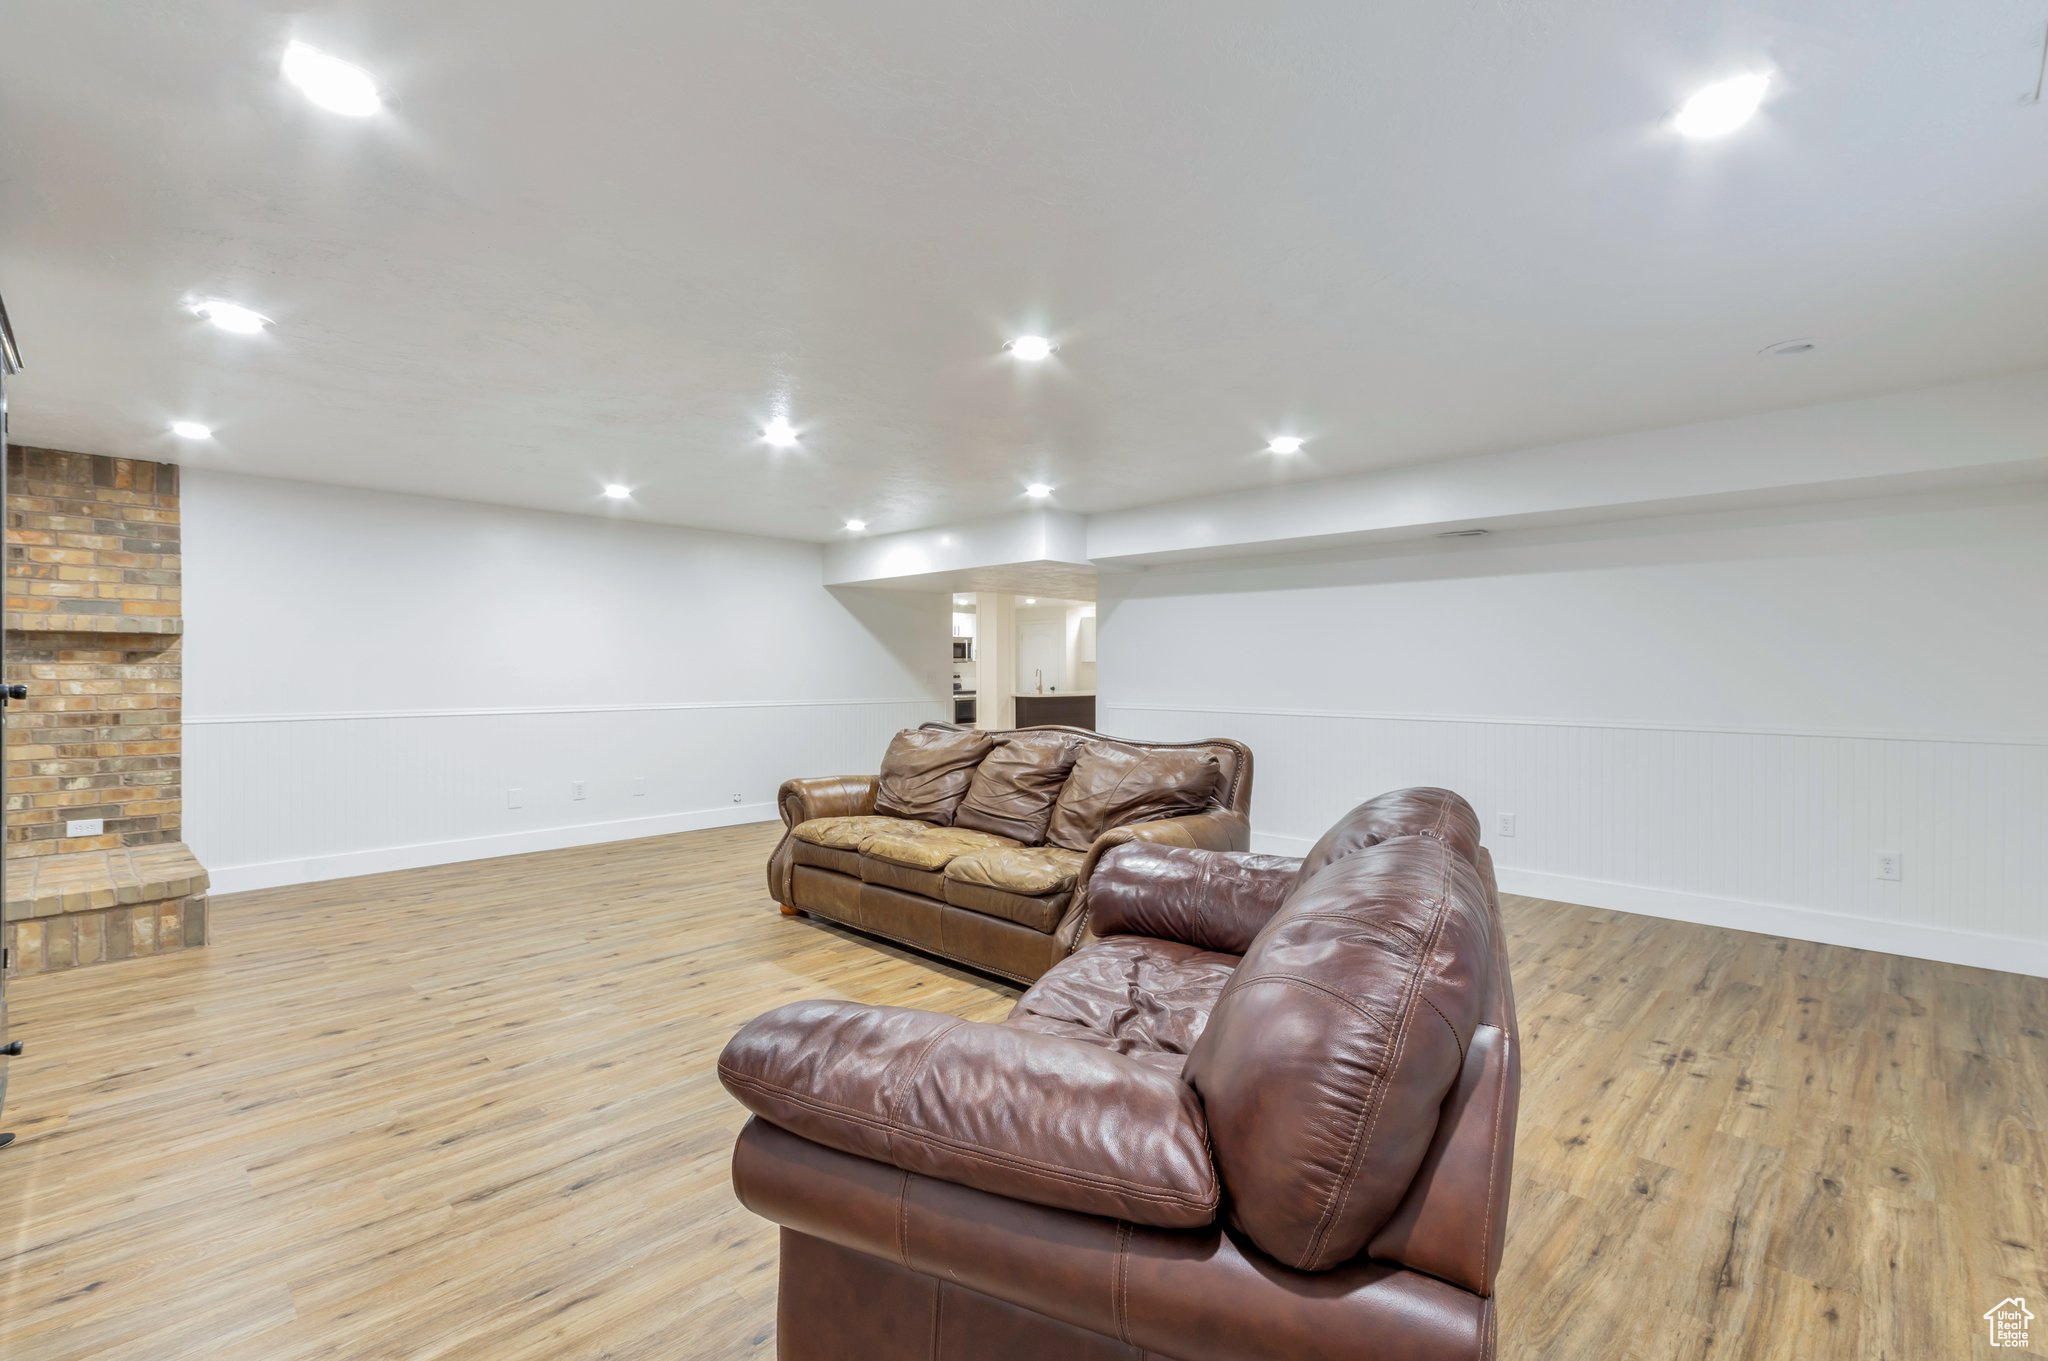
left=1984, top=1297, right=2033, bottom=1348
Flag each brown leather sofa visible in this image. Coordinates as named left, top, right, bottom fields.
left=766, top=722, right=1253, bottom=983
left=723, top=787, right=1520, bottom=1361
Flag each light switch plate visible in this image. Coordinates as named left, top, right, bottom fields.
left=66, top=817, right=105, bottom=837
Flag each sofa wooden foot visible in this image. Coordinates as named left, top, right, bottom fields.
left=780, top=903, right=803, bottom=917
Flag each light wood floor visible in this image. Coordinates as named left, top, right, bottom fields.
left=0, top=822, right=2041, bottom=1360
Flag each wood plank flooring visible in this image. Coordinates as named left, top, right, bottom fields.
left=0, top=821, right=2041, bottom=1359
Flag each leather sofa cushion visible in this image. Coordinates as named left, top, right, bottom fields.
left=940, top=879, right=1070, bottom=933
left=944, top=845, right=1086, bottom=897
left=792, top=838, right=862, bottom=877
left=1183, top=832, right=1494, bottom=1273
left=952, top=730, right=1085, bottom=843
left=720, top=1000, right=1219, bottom=1228
left=864, top=825, right=1019, bottom=871
left=1006, top=936, right=1236, bottom=1074
left=1044, top=744, right=1222, bottom=852
left=792, top=814, right=930, bottom=852
left=1088, top=842, right=1303, bottom=956
left=1297, top=787, right=1482, bottom=882
left=859, top=854, right=948, bottom=899
left=873, top=727, right=995, bottom=825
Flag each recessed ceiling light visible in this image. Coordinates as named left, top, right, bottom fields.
left=1266, top=435, right=1305, bottom=455
left=1023, top=597, right=1039, bottom=605
left=602, top=484, right=632, bottom=500
left=282, top=41, right=382, bottom=117
left=762, top=416, right=799, bottom=448
left=1025, top=483, right=1053, bottom=499
left=1759, top=338, right=1817, bottom=357
left=169, top=420, right=213, bottom=440
left=1006, top=336, right=1055, bottom=362
left=1673, top=73, right=1770, bottom=139
left=844, top=519, right=867, bottom=533
left=190, top=299, right=269, bottom=334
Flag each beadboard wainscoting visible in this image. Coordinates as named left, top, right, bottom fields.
left=188, top=698, right=943, bottom=893
left=1100, top=703, right=2048, bottom=977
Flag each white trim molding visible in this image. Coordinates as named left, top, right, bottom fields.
left=207, top=802, right=778, bottom=895
left=1108, top=700, right=2048, bottom=751
left=189, top=697, right=944, bottom=893
left=186, top=696, right=941, bottom=725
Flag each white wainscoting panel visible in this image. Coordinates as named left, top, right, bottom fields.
left=189, top=699, right=944, bottom=893
left=1101, top=703, right=2048, bottom=977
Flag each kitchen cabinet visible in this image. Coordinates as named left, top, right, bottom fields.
left=1014, top=693, right=1094, bottom=730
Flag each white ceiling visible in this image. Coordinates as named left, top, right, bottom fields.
left=3, top=1, right=2045, bottom=542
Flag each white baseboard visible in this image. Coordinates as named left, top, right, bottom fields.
left=1251, top=830, right=2047, bottom=977
left=205, top=802, right=778, bottom=895
left=210, top=816, right=2048, bottom=978
left=1494, top=867, right=2048, bottom=978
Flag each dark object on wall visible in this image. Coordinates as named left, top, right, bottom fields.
left=724, top=787, right=1519, bottom=1360
left=1, top=287, right=22, bottom=1148
left=1013, top=692, right=1094, bottom=730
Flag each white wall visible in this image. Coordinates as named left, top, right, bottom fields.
left=183, top=472, right=947, bottom=891
left=1098, top=487, right=2048, bottom=976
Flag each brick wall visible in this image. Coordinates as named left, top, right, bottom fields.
left=5, top=445, right=184, bottom=859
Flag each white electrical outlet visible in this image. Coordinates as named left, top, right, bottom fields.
left=506, top=788, right=523, bottom=810
left=731, top=792, right=743, bottom=804
left=1496, top=812, right=1517, bottom=838
left=1875, top=850, right=1903, bottom=882
left=632, top=777, right=647, bottom=798
left=66, top=817, right=105, bottom=838
left=571, top=780, right=588, bottom=801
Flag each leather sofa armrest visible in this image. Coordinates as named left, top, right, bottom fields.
left=1058, top=807, right=1252, bottom=947
left=1087, top=842, right=1303, bottom=956
left=777, top=774, right=878, bottom=827
left=718, top=999, right=1218, bottom=1228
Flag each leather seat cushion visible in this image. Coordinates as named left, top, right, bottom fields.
left=941, top=878, right=1070, bottom=933
left=943, top=845, right=1086, bottom=896
left=1005, top=936, right=1238, bottom=1075
left=792, top=815, right=932, bottom=852
left=863, top=825, right=1019, bottom=871
left=792, top=839, right=862, bottom=876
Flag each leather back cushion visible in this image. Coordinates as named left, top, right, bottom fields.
left=1297, top=786, right=1482, bottom=881
left=872, top=727, right=994, bottom=825
left=1043, top=743, right=1221, bottom=852
left=952, top=730, right=1084, bottom=843
left=1183, top=834, right=1496, bottom=1272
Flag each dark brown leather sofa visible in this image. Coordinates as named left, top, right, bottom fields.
left=723, top=787, right=1520, bottom=1361
left=766, top=722, right=1253, bottom=983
